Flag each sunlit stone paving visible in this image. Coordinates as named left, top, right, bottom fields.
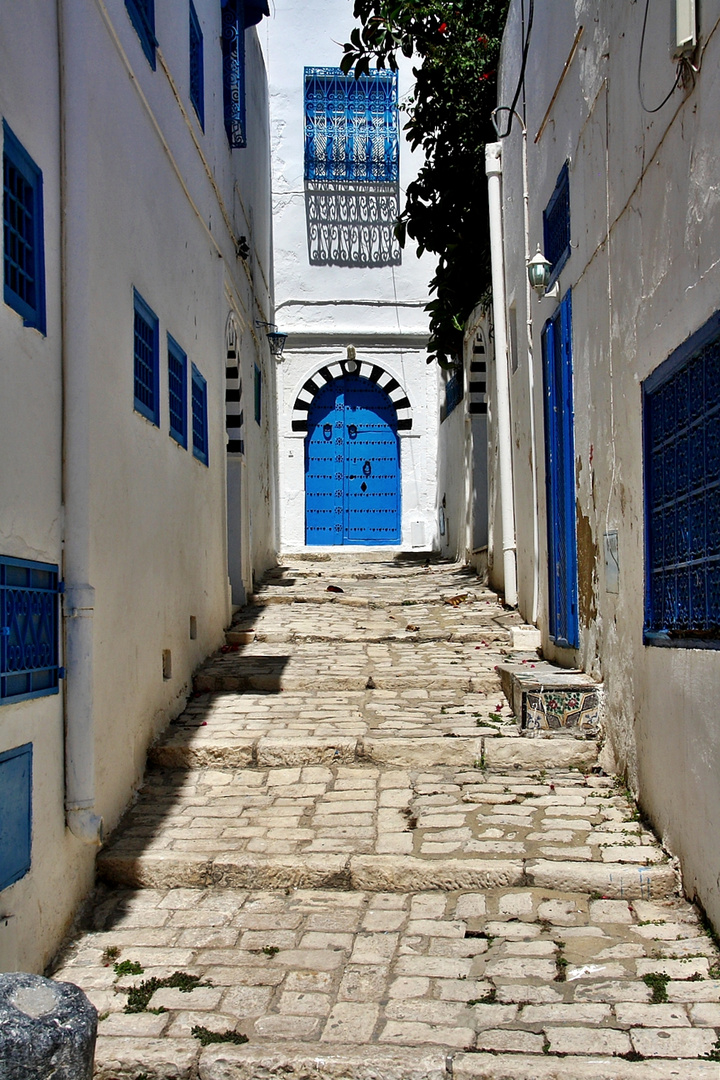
left=52, top=557, right=720, bottom=1079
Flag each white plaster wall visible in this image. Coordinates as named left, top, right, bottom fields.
left=0, top=0, right=276, bottom=972
left=261, top=1, right=438, bottom=552
left=496, top=0, right=720, bottom=926
left=0, top=1, right=88, bottom=975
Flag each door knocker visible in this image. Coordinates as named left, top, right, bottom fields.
left=348, top=424, right=357, bottom=439
left=323, top=423, right=332, bottom=440
left=363, top=461, right=372, bottom=477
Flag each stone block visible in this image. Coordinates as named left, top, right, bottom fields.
left=0, top=973, right=97, bottom=1080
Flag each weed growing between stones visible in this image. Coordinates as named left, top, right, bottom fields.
left=642, top=972, right=670, bottom=1003
left=468, top=987, right=497, bottom=1004
left=123, top=971, right=212, bottom=1013
left=113, top=959, right=144, bottom=976
left=101, top=945, right=120, bottom=965
left=262, top=945, right=279, bottom=957
left=191, top=1026, right=249, bottom=1047
left=554, top=941, right=568, bottom=982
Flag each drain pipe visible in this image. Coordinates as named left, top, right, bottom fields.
left=58, top=0, right=103, bottom=846
left=485, top=143, right=518, bottom=607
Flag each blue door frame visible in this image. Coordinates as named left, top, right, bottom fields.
left=305, top=375, right=401, bottom=545
left=542, top=291, right=579, bottom=648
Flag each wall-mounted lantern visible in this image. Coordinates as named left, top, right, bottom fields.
left=255, top=321, right=288, bottom=359
left=527, top=248, right=559, bottom=299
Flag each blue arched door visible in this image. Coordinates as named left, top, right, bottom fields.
left=305, top=375, right=401, bottom=544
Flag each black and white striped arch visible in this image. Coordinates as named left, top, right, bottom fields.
left=291, top=360, right=413, bottom=434
left=468, top=328, right=488, bottom=415
left=225, top=313, right=244, bottom=455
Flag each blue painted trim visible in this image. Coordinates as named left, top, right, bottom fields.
left=133, top=289, right=159, bottom=426
left=167, top=333, right=188, bottom=448
left=542, top=290, right=579, bottom=649
left=191, top=363, right=209, bottom=465
left=0, top=743, right=32, bottom=891
left=2, top=121, right=46, bottom=335
left=189, top=0, right=204, bottom=130
left=125, top=0, right=157, bottom=69
left=222, top=0, right=246, bottom=148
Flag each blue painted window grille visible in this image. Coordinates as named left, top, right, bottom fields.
left=254, top=363, right=262, bottom=424
left=444, top=370, right=463, bottom=420
left=0, top=743, right=32, bottom=891
left=221, top=0, right=247, bottom=149
left=125, top=0, right=157, bottom=69
left=133, top=290, right=159, bottom=426
left=191, top=363, right=209, bottom=465
left=189, top=1, right=204, bottom=129
left=1, top=557, right=61, bottom=704
left=643, top=311, right=720, bottom=644
left=304, top=68, right=399, bottom=183
left=168, top=334, right=187, bottom=448
left=543, top=161, right=570, bottom=286
left=3, top=122, right=46, bottom=334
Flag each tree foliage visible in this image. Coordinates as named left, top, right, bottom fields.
left=341, top=0, right=508, bottom=366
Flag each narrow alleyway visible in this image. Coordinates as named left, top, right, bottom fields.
left=54, top=557, right=720, bottom=1078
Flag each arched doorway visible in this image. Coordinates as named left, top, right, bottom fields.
left=305, top=374, right=401, bottom=544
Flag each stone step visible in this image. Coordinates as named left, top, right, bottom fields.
left=226, top=628, right=511, bottom=646
left=498, top=661, right=602, bottom=737
left=193, top=669, right=503, bottom=694
left=97, top=849, right=677, bottom=899
left=150, top=732, right=598, bottom=771
left=53, top=886, right=718, bottom=1080
left=92, top=1042, right=720, bottom=1080
left=97, top=765, right=673, bottom=899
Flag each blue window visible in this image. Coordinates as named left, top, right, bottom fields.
left=1, top=557, right=61, bottom=704
left=643, top=311, right=720, bottom=645
left=3, top=122, right=46, bottom=334
left=168, top=334, right=187, bottom=447
left=304, top=68, right=399, bottom=183
left=125, top=0, right=157, bottom=69
left=133, top=290, right=159, bottom=425
left=543, top=161, right=570, bottom=286
left=222, top=0, right=247, bottom=148
left=444, top=370, right=463, bottom=420
left=191, top=363, right=208, bottom=465
left=254, top=363, right=262, bottom=424
left=0, top=743, right=32, bottom=891
left=189, top=1, right=204, bottom=128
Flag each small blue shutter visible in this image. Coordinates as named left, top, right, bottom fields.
left=0, top=743, right=32, bottom=891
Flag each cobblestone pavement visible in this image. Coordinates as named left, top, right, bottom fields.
left=52, top=556, right=720, bottom=1079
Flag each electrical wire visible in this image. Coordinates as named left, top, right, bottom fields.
left=494, top=0, right=534, bottom=138
left=637, top=0, right=682, bottom=113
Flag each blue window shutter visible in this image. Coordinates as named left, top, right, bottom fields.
left=1, top=557, right=60, bottom=704
left=222, top=0, right=247, bottom=148
left=191, top=363, right=209, bottom=465
left=133, top=290, right=159, bottom=426
left=0, top=743, right=32, bottom=891
left=125, top=0, right=157, bottom=69
left=167, top=334, right=188, bottom=448
left=189, top=1, right=204, bottom=129
left=304, top=68, right=399, bottom=183
left=254, top=363, right=262, bottom=424
left=2, top=121, right=46, bottom=334
left=543, top=161, right=570, bottom=287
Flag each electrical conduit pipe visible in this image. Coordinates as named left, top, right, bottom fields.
left=58, top=0, right=103, bottom=845
left=485, top=142, right=518, bottom=607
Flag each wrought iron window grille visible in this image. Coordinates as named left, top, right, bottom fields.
left=125, top=0, right=157, bottom=69
left=168, top=334, right=188, bottom=448
left=133, top=290, right=159, bottom=426
left=1, top=558, right=62, bottom=704
left=191, top=363, right=209, bottom=465
left=3, top=121, right=46, bottom=334
left=543, top=161, right=570, bottom=287
left=643, top=310, right=720, bottom=645
left=304, top=67, right=399, bottom=184
left=222, top=0, right=247, bottom=148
